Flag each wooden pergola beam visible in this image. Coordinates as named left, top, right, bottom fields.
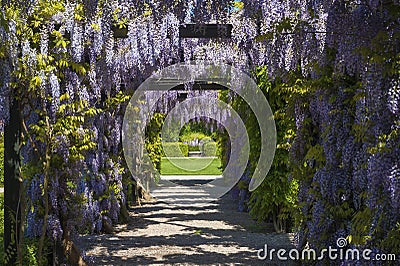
left=143, top=81, right=229, bottom=91
left=179, top=24, right=232, bottom=38
left=112, top=23, right=233, bottom=39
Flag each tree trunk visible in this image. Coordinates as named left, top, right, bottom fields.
left=60, top=216, right=88, bottom=265
left=272, top=208, right=285, bottom=233
left=4, top=98, right=21, bottom=265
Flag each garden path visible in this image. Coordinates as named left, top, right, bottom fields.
left=78, top=177, right=296, bottom=265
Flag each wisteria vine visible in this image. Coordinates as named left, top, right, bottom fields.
left=0, top=0, right=399, bottom=265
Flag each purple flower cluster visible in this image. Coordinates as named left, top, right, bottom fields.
left=26, top=174, right=45, bottom=238
left=47, top=214, right=63, bottom=241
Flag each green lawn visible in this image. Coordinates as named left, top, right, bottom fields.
left=160, top=157, right=222, bottom=175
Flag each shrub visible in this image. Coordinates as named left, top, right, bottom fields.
left=202, top=142, right=217, bottom=157
left=162, top=142, right=189, bottom=157
left=188, top=145, right=200, bottom=152
left=200, top=137, right=213, bottom=144
left=179, top=132, right=207, bottom=142
left=145, top=113, right=165, bottom=171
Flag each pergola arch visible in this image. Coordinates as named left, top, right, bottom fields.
left=1, top=0, right=399, bottom=264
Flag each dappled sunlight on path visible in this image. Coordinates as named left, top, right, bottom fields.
left=79, top=192, right=295, bottom=265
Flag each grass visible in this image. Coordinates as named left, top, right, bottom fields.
left=160, top=157, right=222, bottom=175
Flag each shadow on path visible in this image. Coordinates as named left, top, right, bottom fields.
left=78, top=194, right=296, bottom=265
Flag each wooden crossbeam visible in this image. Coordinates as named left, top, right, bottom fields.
left=179, top=24, right=232, bottom=38
left=113, top=24, right=233, bottom=39
left=172, top=83, right=228, bottom=90
left=143, top=81, right=229, bottom=91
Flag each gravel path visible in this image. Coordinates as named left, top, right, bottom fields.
left=79, top=193, right=296, bottom=265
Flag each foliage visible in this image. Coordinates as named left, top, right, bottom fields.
left=0, top=0, right=399, bottom=265
left=0, top=1, right=129, bottom=263
left=179, top=122, right=220, bottom=157
left=188, top=145, right=200, bottom=152
left=180, top=132, right=209, bottom=143
left=284, top=43, right=399, bottom=265
left=161, top=142, right=189, bottom=157
left=179, top=121, right=214, bottom=141
left=221, top=67, right=300, bottom=232
left=200, top=136, right=213, bottom=144
left=145, top=113, right=165, bottom=171
left=202, top=142, right=217, bottom=157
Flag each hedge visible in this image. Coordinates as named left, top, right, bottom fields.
left=188, top=145, right=200, bottom=152
left=161, top=142, right=189, bottom=157
left=202, top=142, right=217, bottom=157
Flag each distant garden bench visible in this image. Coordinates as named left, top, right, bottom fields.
left=188, top=151, right=202, bottom=157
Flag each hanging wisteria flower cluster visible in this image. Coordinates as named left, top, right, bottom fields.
left=0, top=0, right=259, bottom=248
left=280, top=1, right=400, bottom=263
